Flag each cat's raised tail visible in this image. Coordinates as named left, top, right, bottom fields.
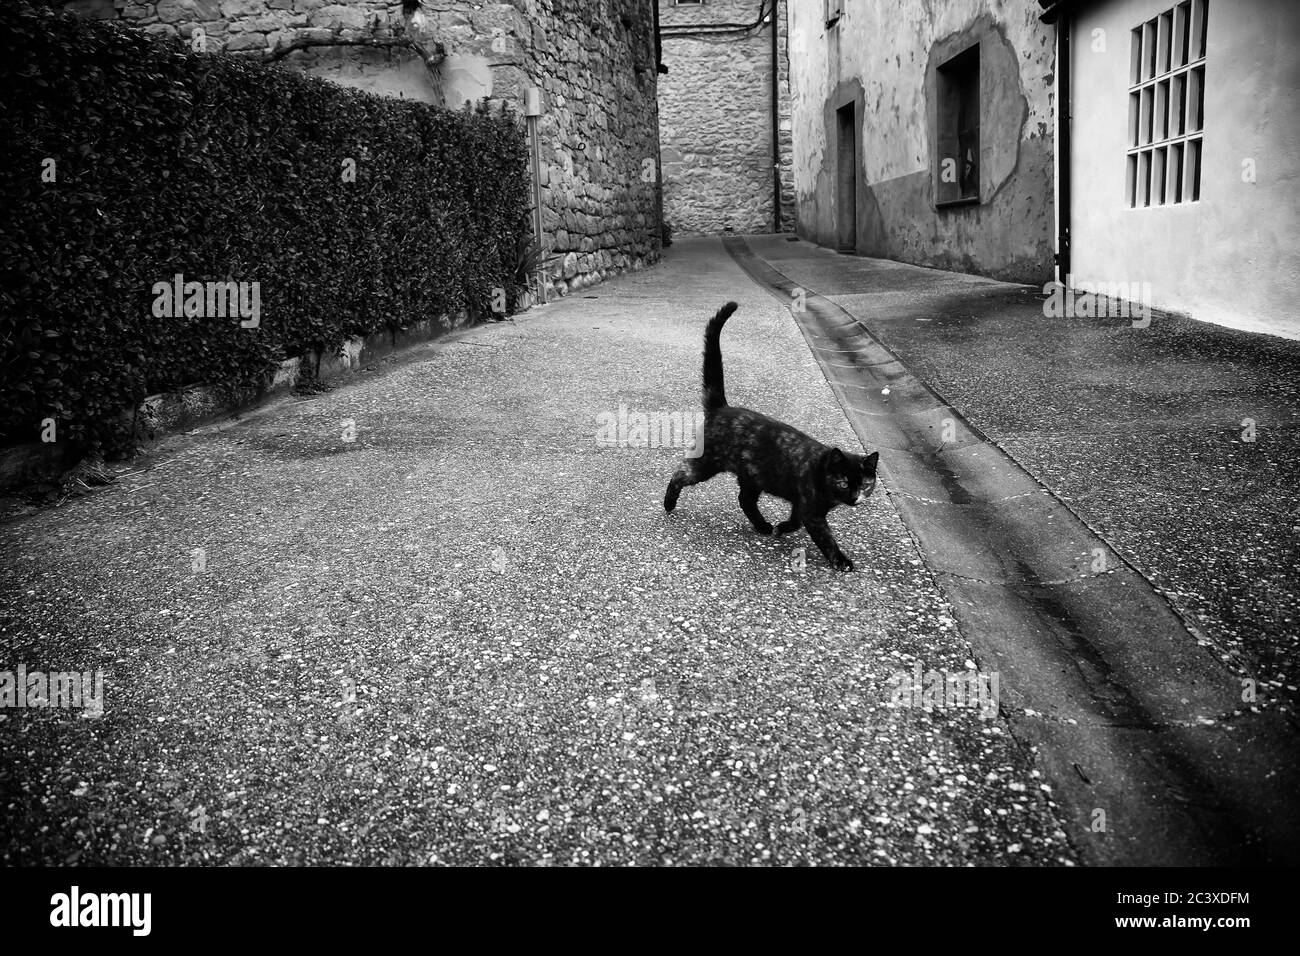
left=702, top=301, right=739, bottom=412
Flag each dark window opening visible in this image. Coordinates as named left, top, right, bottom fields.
left=835, top=102, right=857, bottom=252
left=936, top=44, right=980, bottom=206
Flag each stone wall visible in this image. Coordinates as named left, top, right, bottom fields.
left=62, top=1, right=436, bottom=101
left=657, top=0, right=793, bottom=236
left=516, top=0, right=663, bottom=296
left=59, top=0, right=662, bottom=295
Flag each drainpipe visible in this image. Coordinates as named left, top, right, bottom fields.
left=1056, top=9, right=1072, bottom=282
left=525, top=87, right=546, bottom=303
left=654, top=0, right=667, bottom=249
left=770, top=0, right=781, bottom=233
left=654, top=0, right=665, bottom=73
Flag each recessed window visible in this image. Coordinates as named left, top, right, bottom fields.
left=1127, top=0, right=1206, bottom=207
left=936, top=44, right=980, bottom=206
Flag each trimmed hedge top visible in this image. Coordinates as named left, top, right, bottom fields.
left=0, top=2, right=530, bottom=454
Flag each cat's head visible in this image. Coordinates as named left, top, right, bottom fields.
left=821, top=448, right=879, bottom=507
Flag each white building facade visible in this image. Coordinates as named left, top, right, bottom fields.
left=1061, top=0, right=1300, bottom=338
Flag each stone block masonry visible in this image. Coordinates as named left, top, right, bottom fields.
left=658, top=0, right=793, bottom=237
left=507, top=0, right=663, bottom=298
left=60, top=0, right=663, bottom=296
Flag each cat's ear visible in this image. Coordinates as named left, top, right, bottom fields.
left=864, top=451, right=880, bottom=474
left=819, top=447, right=847, bottom=480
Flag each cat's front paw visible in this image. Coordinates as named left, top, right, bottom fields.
left=831, top=553, right=855, bottom=572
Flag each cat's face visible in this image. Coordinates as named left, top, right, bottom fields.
left=823, top=449, right=880, bottom=507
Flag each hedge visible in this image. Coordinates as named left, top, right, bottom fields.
left=0, top=2, right=530, bottom=456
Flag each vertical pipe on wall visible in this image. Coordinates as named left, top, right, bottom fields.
left=770, top=0, right=781, bottom=233
left=653, top=0, right=667, bottom=247
left=1057, top=10, right=1072, bottom=283
left=525, top=88, right=546, bottom=303
left=653, top=0, right=663, bottom=73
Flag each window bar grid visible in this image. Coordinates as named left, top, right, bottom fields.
left=1125, top=1, right=1207, bottom=207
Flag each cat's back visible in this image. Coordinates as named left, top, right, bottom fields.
left=705, top=404, right=826, bottom=463
left=710, top=404, right=811, bottom=437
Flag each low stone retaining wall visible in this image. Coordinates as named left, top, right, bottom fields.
left=0, top=311, right=474, bottom=492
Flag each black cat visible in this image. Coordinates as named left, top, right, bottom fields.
left=663, top=301, right=879, bottom=571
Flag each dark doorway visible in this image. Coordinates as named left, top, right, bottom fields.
left=835, top=102, right=857, bottom=252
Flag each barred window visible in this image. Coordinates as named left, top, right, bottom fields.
left=1126, top=0, right=1207, bottom=207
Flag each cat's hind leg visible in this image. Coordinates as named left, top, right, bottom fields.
left=738, top=482, right=773, bottom=535
left=775, top=504, right=802, bottom=536
left=664, top=459, right=718, bottom=512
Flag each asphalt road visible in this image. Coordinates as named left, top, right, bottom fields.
left=0, top=240, right=1074, bottom=865
left=741, top=233, right=1300, bottom=713
left=725, top=235, right=1300, bottom=865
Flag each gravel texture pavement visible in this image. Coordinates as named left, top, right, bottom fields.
left=0, top=239, right=1074, bottom=866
